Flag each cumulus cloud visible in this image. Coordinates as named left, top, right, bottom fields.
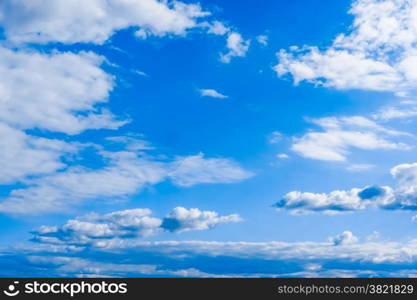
left=274, top=0, right=417, bottom=95
left=32, top=207, right=242, bottom=246
left=220, top=32, right=250, bottom=63
left=275, top=161, right=417, bottom=214
left=199, top=89, right=228, bottom=99
left=0, top=47, right=125, bottom=134
left=292, top=116, right=411, bottom=161
left=275, top=188, right=370, bottom=214
left=161, top=207, right=242, bottom=233
left=328, top=231, right=358, bottom=246
left=0, top=0, right=211, bottom=44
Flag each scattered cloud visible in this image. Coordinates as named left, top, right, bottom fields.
left=328, top=231, right=358, bottom=246
left=292, top=116, right=411, bottom=161
left=346, top=164, right=375, bottom=172
left=268, top=131, right=282, bottom=144
left=205, top=21, right=230, bottom=36
left=274, top=0, right=417, bottom=95
left=277, top=153, right=289, bottom=159
left=256, top=35, right=268, bottom=46
left=161, top=207, right=242, bottom=233
left=220, top=32, right=250, bottom=63
left=199, top=89, right=228, bottom=99
left=169, top=153, right=254, bottom=188
left=132, top=69, right=148, bottom=77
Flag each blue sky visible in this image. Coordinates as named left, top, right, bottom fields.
left=2, top=0, right=417, bottom=277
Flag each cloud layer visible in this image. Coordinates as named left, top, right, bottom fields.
left=4, top=229, right=417, bottom=277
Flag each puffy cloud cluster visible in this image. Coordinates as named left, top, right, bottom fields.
left=275, top=161, right=417, bottom=214
left=275, top=0, right=417, bottom=95
left=328, top=231, right=358, bottom=246
left=275, top=188, right=370, bottom=214
left=0, top=0, right=210, bottom=44
left=32, top=207, right=242, bottom=246
left=291, top=116, right=410, bottom=161
left=0, top=1, right=253, bottom=215
left=161, top=207, right=242, bottom=232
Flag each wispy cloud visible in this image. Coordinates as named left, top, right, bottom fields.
left=291, top=116, right=411, bottom=161
left=199, top=89, right=228, bottom=99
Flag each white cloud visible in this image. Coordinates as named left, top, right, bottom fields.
left=389, top=162, right=417, bottom=209
left=220, top=32, right=250, bottom=63
left=0, top=151, right=167, bottom=214
left=277, top=153, right=289, bottom=159
left=32, top=207, right=242, bottom=245
left=0, top=0, right=210, bottom=44
left=12, top=228, right=417, bottom=277
left=275, top=188, right=370, bottom=215
left=268, top=131, right=282, bottom=144
left=161, top=207, right=242, bottom=232
left=27, top=256, right=220, bottom=278
left=346, top=164, right=375, bottom=172
left=373, top=100, right=417, bottom=121
left=31, top=232, right=417, bottom=266
left=0, top=123, right=77, bottom=184
left=205, top=21, right=229, bottom=35
left=169, top=153, right=254, bottom=187
left=292, top=116, right=411, bottom=161
left=0, top=147, right=253, bottom=214
left=33, top=208, right=163, bottom=245
left=328, top=231, right=358, bottom=246
left=199, top=89, right=228, bottom=99
left=132, top=69, right=148, bottom=77
left=275, top=160, right=417, bottom=214
left=274, top=0, right=417, bottom=94
left=256, top=35, right=268, bottom=46
left=0, top=47, right=125, bottom=134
